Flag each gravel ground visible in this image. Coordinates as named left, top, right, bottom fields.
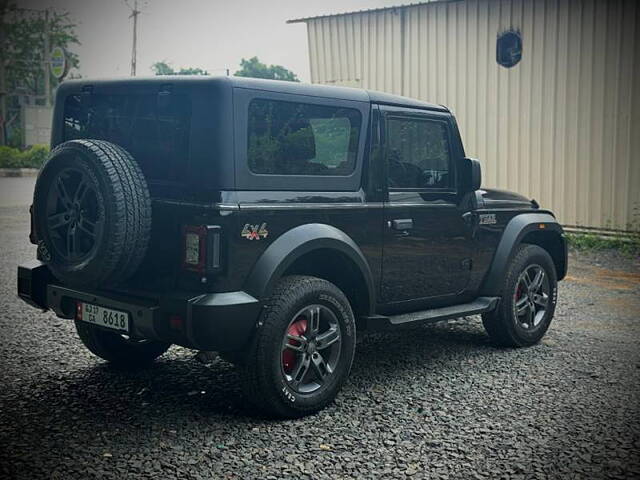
left=0, top=204, right=639, bottom=479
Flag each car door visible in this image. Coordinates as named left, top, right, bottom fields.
left=380, top=105, right=475, bottom=307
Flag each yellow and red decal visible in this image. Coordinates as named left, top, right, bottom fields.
left=241, top=223, right=269, bottom=240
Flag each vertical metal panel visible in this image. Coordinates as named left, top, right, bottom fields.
left=627, top=0, right=640, bottom=231
left=23, top=106, right=53, bottom=147
left=303, top=0, right=639, bottom=231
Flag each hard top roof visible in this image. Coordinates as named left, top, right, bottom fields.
left=59, top=76, right=448, bottom=112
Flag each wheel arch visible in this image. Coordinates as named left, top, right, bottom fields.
left=243, top=223, right=375, bottom=316
left=479, top=212, right=568, bottom=296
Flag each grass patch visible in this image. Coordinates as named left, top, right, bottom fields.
left=566, top=232, right=640, bottom=257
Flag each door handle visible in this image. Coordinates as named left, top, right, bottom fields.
left=390, top=218, right=413, bottom=230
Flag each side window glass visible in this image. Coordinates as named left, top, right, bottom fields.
left=386, top=117, right=451, bottom=189
left=247, top=98, right=361, bottom=176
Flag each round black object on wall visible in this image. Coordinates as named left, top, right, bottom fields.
left=496, top=30, right=522, bottom=68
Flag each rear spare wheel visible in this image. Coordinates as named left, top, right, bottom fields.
left=32, top=139, right=151, bottom=287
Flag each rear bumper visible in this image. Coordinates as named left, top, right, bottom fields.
left=17, top=261, right=261, bottom=351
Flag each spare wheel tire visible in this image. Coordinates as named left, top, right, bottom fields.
left=33, top=139, right=151, bottom=287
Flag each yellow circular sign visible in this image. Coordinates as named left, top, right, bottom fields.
left=50, top=47, right=67, bottom=79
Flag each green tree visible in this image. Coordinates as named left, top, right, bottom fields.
left=178, top=66, right=209, bottom=76
left=234, top=56, right=299, bottom=82
left=151, top=61, right=208, bottom=76
left=0, top=1, right=80, bottom=145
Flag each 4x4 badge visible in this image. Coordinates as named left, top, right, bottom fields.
left=241, top=223, right=269, bottom=240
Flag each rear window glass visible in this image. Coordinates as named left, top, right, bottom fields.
left=63, top=93, right=191, bottom=182
left=247, top=98, right=361, bottom=176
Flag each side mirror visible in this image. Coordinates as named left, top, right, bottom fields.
left=458, top=157, right=482, bottom=192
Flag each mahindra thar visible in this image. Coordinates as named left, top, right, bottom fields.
left=17, top=77, right=567, bottom=418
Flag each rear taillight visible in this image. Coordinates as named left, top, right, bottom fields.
left=182, top=225, right=221, bottom=273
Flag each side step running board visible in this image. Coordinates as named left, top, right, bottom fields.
left=361, top=297, right=500, bottom=330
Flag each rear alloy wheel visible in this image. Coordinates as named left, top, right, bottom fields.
left=281, top=304, right=342, bottom=394
left=482, top=244, right=557, bottom=347
left=241, top=276, right=356, bottom=418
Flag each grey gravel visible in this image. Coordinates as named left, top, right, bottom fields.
left=1, top=204, right=639, bottom=479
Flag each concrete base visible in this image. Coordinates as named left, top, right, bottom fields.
left=0, top=168, right=39, bottom=177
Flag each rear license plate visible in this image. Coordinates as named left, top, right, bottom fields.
left=77, top=302, right=130, bottom=333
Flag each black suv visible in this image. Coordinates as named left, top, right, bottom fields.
left=18, top=77, right=567, bottom=418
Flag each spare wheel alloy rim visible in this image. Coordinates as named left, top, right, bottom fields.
left=45, top=166, right=104, bottom=263
left=281, top=304, right=342, bottom=394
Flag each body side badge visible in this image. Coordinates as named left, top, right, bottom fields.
left=478, top=213, right=497, bottom=225
left=241, top=222, right=269, bottom=240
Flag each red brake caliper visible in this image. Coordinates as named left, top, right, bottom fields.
left=515, top=283, right=524, bottom=304
left=282, top=317, right=308, bottom=374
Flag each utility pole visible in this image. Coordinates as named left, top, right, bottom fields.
left=128, top=0, right=140, bottom=76
left=43, top=9, right=51, bottom=106
left=0, top=0, right=8, bottom=145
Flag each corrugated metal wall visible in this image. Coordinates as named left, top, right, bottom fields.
left=304, top=0, right=640, bottom=231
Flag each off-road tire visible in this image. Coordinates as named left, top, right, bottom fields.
left=75, top=321, right=170, bottom=367
left=32, top=139, right=151, bottom=287
left=482, top=244, right=558, bottom=347
left=241, top=276, right=356, bottom=418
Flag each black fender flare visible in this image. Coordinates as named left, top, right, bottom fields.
left=243, top=223, right=376, bottom=314
left=480, top=212, right=565, bottom=296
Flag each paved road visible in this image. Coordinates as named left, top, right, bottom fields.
left=0, top=177, right=36, bottom=208
left=0, top=204, right=639, bottom=479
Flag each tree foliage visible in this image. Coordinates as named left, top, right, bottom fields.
left=234, top=57, right=299, bottom=82
left=151, top=61, right=208, bottom=76
left=1, top=3, right=80, bottom=99
left=1, top=1, right=80, bottom=146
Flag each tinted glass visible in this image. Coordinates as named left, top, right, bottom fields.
left=63, top=93, right=191, bottom=182
left=247, top=98, right=361, bottom=176
left=386, top=117, right=451, bottom=189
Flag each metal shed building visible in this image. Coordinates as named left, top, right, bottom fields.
left=289, top=0, right=640, bottom=232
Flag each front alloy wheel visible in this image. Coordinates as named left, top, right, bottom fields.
left=482, top=244, right=558, bottom=347
left=513, top=264, right=551, bottom=331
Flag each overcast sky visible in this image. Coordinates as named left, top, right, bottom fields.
left=17, top=0, right=403, bottom=82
